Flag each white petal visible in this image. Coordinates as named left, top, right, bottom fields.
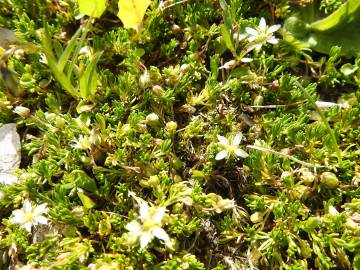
left=139, top=202, right=149, bottom=220
left=232, top=133, right=243, bottom=146
left=267, top=24, right=281, bottom=33
left=23, top=200, right=32, bottom=212
left=240, top=57, right=253, bottom=63
left=234, top=148, right=249, bottom=158
left=245, top=27, right=258, bottom=37
left=24, top=222, right=32, bottom=232
left=254, top=44, right=262, bottom=51
left=126, top=221, right=141, bottom=233
left=153, top=207, right=166, bottom=224
left=328, top=206, right=339, bottom=216
left=247, top=36, right=257, bottom=42
left=219, top=60, right=236, bottom=70
left=140, top=231, right=152, bottom=249
left=237, top=33, right=248, bottom=41
left=217, top=135, right=229, bottom=146
left=12, top=210, right=25, bottom=223
left=33, top=203, right=47, bottom=215
left=315, top=101, right=340, bottom=108
left=259, top=18, right=266, bottom=31
left=267, top=37, right=278, bottom=44
left=34, top=216, right=48, bottom=225
left=215, top=150, right=228, bottom=160
left=248, top=36, right=258, bottom=43
left=152, top=227, right=169, bottom=242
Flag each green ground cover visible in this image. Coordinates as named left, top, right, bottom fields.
left=0, top=0, right=359, bottom=269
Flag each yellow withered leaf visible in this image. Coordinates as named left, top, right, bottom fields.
left=78, top=0, right=107, bottom=18
left=117, top=0, right=151, bottom=29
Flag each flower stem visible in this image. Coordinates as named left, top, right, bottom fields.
left=295, top=81, right=342, bottom=163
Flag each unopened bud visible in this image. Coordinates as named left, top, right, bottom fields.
left=139, top=70, right=151, bottom=88
left=165, top=121, right=177, bottom=132
left=79, top=46, right=91, bottom=57
left=146, top=113, right=159, bottom=125
left=301, top=171, right=316, bottom=186
left=250, top=212, right=263, bottom=223
left=320, top=172, right=339, bottom=189
left=152, top=85, right=163, bottom=95
left=13, top=106, right=30, bottom=117
left=253, top=95, right=264, bottom=106
left=55, top=116, right=65, bottom=129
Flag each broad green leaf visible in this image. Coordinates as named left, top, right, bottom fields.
left=284, top=1, right=360, bottom=56
left=41, top=24, right=79, bottom=97
left=77, top=0, right=107, bottom=18
left=310, top=0, right=360, bottom=32
left=117, top=0, right=151, bottom=29
left=79, top=52, right=102, bottom=100
left=78, top=191, right=96, bottom=209
left=64, top=170, right=98, bottom=193
left=57, top=27, right=82, bottom=72
left=220, top=24, right=234, bottom=53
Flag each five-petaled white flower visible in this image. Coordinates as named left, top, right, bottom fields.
left=10, top=200, right=48, bottom=232
left=125, top=202, right=170, bottom=249
left=245, top=17, right=281, bottom=51
left=216, top=133, right=249, bottom=160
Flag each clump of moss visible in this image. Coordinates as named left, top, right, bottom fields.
left=0, top=0, right=359, bottom=269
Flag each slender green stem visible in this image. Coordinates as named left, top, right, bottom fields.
left=295, top=81, right=342, bottom=163
left=246, top=145, right=321, bottom=168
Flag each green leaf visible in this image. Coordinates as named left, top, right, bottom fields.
left=65, top=170, right=98, bottom=193
left=310, top=0, right=360, bottom=32
left=340, top=63, right=358, bottom=76
left=78, top=191, right=96, bottom=209
left=79, top=52, right=103, bottom=100
left=219, top=0, right=227, bottom=11
left=77, top=0, right=108, bottom=18
left=57, top=27, right=82, bottom=73
left=354, top=255, right=360, bottom=270
left=220, top=24, right=234, bottom=53
left=41, top=24, right=79, bottom=98
left=117, top=0, right=151, bottom=29
left=285, top=1, right=360, bottom=56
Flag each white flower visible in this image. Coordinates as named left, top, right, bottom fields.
left=72, top=135, right=91, bottom=150
left=245, top=17, right=281, bottom=51
left=10, top=200, right=48, bottom=232
left=215, top=133, right=249, bottom=160
left=219, top=58, right=253, bottom=70
left=125, top=202, right=170, bottom=249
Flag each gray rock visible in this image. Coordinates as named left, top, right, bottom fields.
left=0, top=123, right=21, bottom=184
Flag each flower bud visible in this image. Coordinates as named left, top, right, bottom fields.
left=253, top=95, right=264, bottom=106
left=301, top=170, right=316, bottom=186
left=328, top=206, right=339, bottom=216
left=13, top=106, right=30, bottom=117
left=146, top=113, right=159, bottom=125
left=55, top=116, right=65, bottom=129
left=148, top=175, right=160, bottom=186
left=89, top=129, right=101, bottom=145
left=250, top=212, right=263, bottom=223
left=180, top=63, right=189, bottom=73
left=219, top=60, right=236, bottom=70
left=152, top=85, right=163, bottom=95
left=320, top=172, right=339, bottom=189
left=165, top=121, right=177, bottom=132
left=215, top=199, right=235, bottom=213
left=79, top=46, right=92, bottom=57
left=80, top=156, right=92, bottom=165
left=139, top=70, right=151, bottom=88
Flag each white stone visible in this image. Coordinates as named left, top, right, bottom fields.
left=0, top=123, right=21, bottom=184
